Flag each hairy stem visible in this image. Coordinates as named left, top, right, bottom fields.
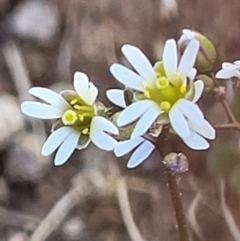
left=166, top=172, right=189, bottom=241
left=156, top=127, right=189, bottom=241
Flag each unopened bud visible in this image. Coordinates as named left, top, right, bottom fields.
left=111, top=111, right=134, bottom=140
left=179, top=29, right=217, bottom=73
left=196, top=74, right=214, bottom=93
left=163, top=152, right=189, bottom=174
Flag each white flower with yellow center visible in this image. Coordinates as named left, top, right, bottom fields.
left=21, top=72, right=119, bottom=166
left=107, top=39, right=215, bottom=149
left=216, top=61, right=240, bottom=79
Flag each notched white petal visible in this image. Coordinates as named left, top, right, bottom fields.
left=131, top=104, right=162, bottom=138
left=114, top=137, right=144, bottom=157
left=169, top=106, right=189, bottom=139
left=90, top=129, right=117, bottom=151
left=127, top=140, right=155, bottom=168
left=29, top=87, right=71, bottom=110
left=21, top=101, right=63, bottom=119
left=91, top=116, right=119, bottom=135
left=121, top=44, right=155, bottom=81
left=54, top=130, right=80, bottom=166
left=110, top=64, right=144, bottom=92
left=74, top=72, right=89, bottom=100
left=183, top=131, right=209, bottom=150
left=41, top=127, right=71, bottom=156
left=106, top=89, right=126, bottom=108
left=176, top=99, right=203, bottom=124
left=192, top=80, right=204, bottom=103
left=117, top=100, right=154, bottom=127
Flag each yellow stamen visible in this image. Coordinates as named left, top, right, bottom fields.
left=79, top=115, right=84, bottom=121
left=70, top=99, right=78, bottom=105
left=155, top=71, right=161, bottom=78
left=160, top=101, right=171, bottom=111
left=62, top=110, right=77, bottom=125
left=73, top=104, right=81, bottom=110
left=142, top=81, right=151, bottom=98
left=78, top=112, right=93, bottom=121
left=78, top=106, right=93, bottom=112
left=82, top=128, right=89, bottom=134
left=156, top=77, right=169, bottom=89
left=180, top=84, right=187, bottom=94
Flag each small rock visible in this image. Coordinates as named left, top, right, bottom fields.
left=10, top=0, right=60, bottom=45
left=63, top=217, right=85, bottom=240
left=4, top=133, right=51, bottom=183
left=8, top=232, right=28, bottom=241
left=0, top=95, right=23, bottom=149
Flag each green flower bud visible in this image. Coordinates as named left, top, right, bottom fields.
left=195, top=74, right=214, bottom=93
left=179, top=29, right=217, bottom=73
left=111, top=111, right=134, bottom=140
left=163, top=152, right=189, bottom=174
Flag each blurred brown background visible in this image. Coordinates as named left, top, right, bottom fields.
left=0, top=0, right=240, bottom=240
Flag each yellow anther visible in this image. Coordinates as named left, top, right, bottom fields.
left=82, top=128, right=89, bottom=134
left=70, top=99, right=78, bottom=105
left=156, top=77, right=169, bottom=89
left=160, top=101, right=171, bottom=111
left=144, top=90, right=150, bottom=98
left=180, top=84, right=187, bottom=94
left=142, top=81, right=151, bottom=98
left=62, top=110, right=77, bottom=125
left=155, top=71, right=161, bottom=78
left=73, top=104, right=81, bottom=110
left=79, top=115, right=84, bottom=121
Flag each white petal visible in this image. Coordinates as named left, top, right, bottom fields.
left=163, top=39, right=178, bottom=78
left=106, top=89, right=126, bottom=108
left=188, top=119, right=215, bottom=139
left=183, top=131, right=209, bottom=150
left=127, top=140, right=155, bottom=168
left=178, top=39, right=199, bottom=81
left=41, top=127, right=71, bottom=156
left=131, top=104, right=162, bottom=138
left=121, top=44, right=155, bottom=82
left=29, top=87, right=71, bottom=110
left=233, top=60, right=240, bottom=66
left=216, top=69, right=234, bottom=79
left=91, top=116, right=119, bottom=135
left=117, top=100, right=154, bottom=127
left=222, top=62, right=239, bottom=70
left=191, top=80, right=204, bottom=103
left=90, top=129, right=117, bottom=151
left=21, top=101, right=63, bottom=119
left=54, top=130, right=80, bottom=166
left=188, top=68, right=197, bottom=81
left=110, top=64, right=144, bottom=91
left=114, top=137, right=144, bottom=157
left=74, top=72, right=89, bottom=99
left=85, top=82, right=98, bottom=105
left=175, top=99, right=203, bottom=124
left=169, top=106, right=189, bottom=139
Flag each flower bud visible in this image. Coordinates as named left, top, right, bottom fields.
left=163, top=152, right=189, bottom=174
left=111, top=111, right=134, bottom=140
left=178, top=29, right=217, bottom=73
left=196, top=74, right=214, bottom=93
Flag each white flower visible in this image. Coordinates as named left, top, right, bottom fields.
left=178, top=29, right=195, bottom=46
left=114, top=137, right=155, bottom=168
left=216, top=61, right=240, bottom=79
left=21, top=72, right=119, bottom=166
left=108, top=39, right=215, bottom=150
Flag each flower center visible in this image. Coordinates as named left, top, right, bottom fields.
left=61, top=96, right=95, bottom=133
left=141, top=70, right=188, bottom=112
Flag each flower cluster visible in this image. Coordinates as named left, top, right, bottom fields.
left=21, top=29, right=217, bottom=168
left=108, top=39, right=215, bottom=150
